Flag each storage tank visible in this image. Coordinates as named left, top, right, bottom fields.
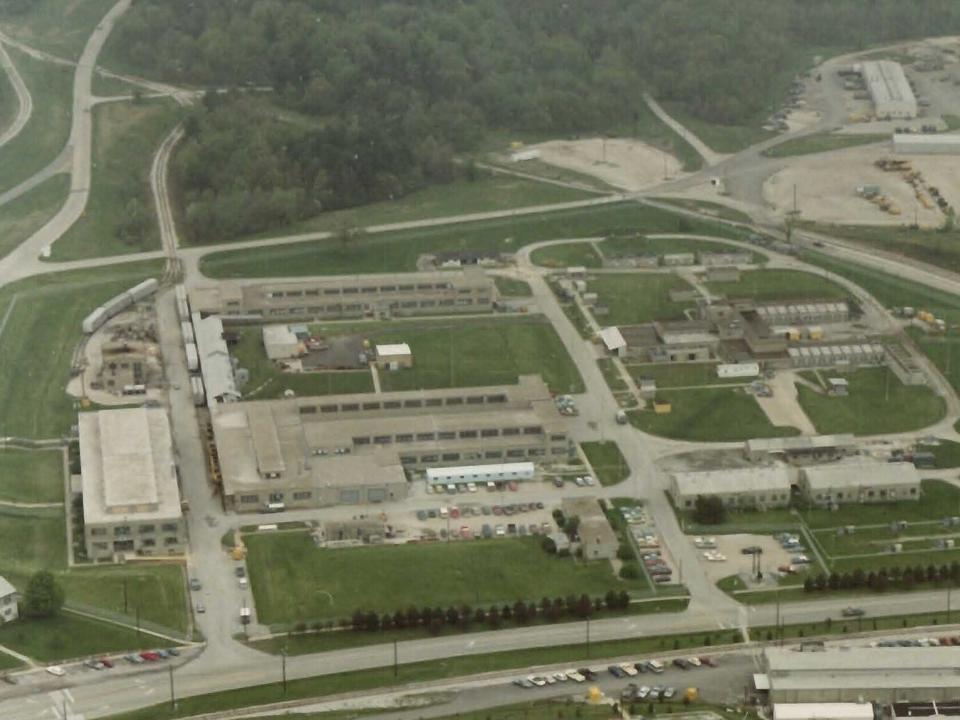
left=185, top=343, right=199, bottom=372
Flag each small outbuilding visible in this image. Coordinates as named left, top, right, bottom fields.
left=599, top=327, right=627, bottom=357
left=0, top=576, right=19, bottom=623
left=262, top=324, right=302, bottom=361
left=375, top=343, right=412, bottom=370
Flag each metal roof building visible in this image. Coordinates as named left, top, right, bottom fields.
left=859, top=60, right=917, bottom=119
left=670, top=465, right=793, bottom=510
left=765, top=647, right=960, bottom=702
left=800, top=459, right=920, bottom=504
left=745, top=434, right=856, bottom=462
left=192, top=313, right=240, bottom=407
left=894, top=134, right=960, bottom=155
left=599, top=326, right=627, bottom=356
left=773, top=703, right=874, bottom=720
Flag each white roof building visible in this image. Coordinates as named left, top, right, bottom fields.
left=0, top=575, right=18, bottom=622
left=671, top=465, right=793, bottom=509
left=262, top=324, right=301, bottom=361
left=375, top=343, right=411, bottom=358
left=773, top=704, right=874, bottom=720
left=426, top=462, right=535, bottom=485
left=800, top=459, right=921, bottom=504
left=894, top=134, right=960, bottom=155
left=192, top=313, right=240, bottom=406
left=859, top=60, right=917, bottom=119
left=599, top=327, right=627, bottom=356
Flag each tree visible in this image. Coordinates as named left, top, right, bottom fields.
left=23, top=571, right=64, bottom=618
left=563, top=515, right=580, bottom=537
left=692, top=495, right=726, bottom=525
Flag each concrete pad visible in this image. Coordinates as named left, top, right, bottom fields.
left=526, top=138, right=683, bottom=192
left=754, top=372, right=816, bottom=436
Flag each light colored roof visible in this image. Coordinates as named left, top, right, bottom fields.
left=802, top=459, right=920, bottom=491
left=376, top=343, right=411, bottom=357
left=262, top=324, right=298, bottom=345
left=754, top=673, right=771, bottom=691
left=746, top=434, right=856, bottom=454
left=426, top=462, right=534, bottom=481
left=192, top=313, right=239, bottom=406
left=80, top=407, right=182, bottom=525
left=774, top=704, right=874, bottom=720
left=861, top=60, right=916, bottom=108
left=894, top=134, right=960, bottom=146
left=0, top=576, right=16, bottom=598
left=672, top=466, right=791, bottom=498
left=599, top=326, right=626, bottom=352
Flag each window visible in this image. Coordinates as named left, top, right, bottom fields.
left=551, top=447, right=568, bottom=455
left=362, top=402, right=381, bottom=410
left=502, top=427, right=519, bottom=436
left=114, top=526, right=131, bottom=536
left=361, top=287, right=377, bottom=294
left=527, top=448, right=545, bottom=456
left=484, top=450, right=503, bottom=459
left=416, top=432, right=436, bottom=441
left=163, top=537, right=179, bottom=546
left=420, top=454, right=439, bottom=463
left=481, top=429, right=499, bottom=438
left=466, top=396, right=483, bottom=405
left=384, top=401, right=401, bottom=409
left=438, top=431, right=456, bottom=440
left=139, top=525, right=155, bottom=534
left=379, top=286, right=396, bottom=292
left=293, top=491, right=311, bottom=500
left=93, top=542, right=108, bottom=551
left=398, top=285, right=414, bottom=291
left=320, top=404, right=337, bottom=413
left=90, top=527, right=107, bottom=536
left=441, top=453, right=460, bottom=461
left=240, top=494, right=259, bottom=504
left=910, top=487, right=917, bottom=495
left=486, top=394, right=507, bottom=403
left=458, top=430, right=478, bottom=439
left=404, top=400, right=422, bottom=408
left=419, top=300, right=436, bottom=307
left=400, top=456, right=416, bottom=464
left=353, top=436, right=370, bottom=445
left=299, top=405, right=317, bottom=414
left=550, top=434, right=566, bottom=442
left=268, top=492, right=284, bottom=503
left=305, top=290, right=319, bottom=296
left=161, top=523, right=179, bottom=532
left=523, top=426, right=543, bottom=435
left=142, top=538, right=156, bottom=547
left=342, top=403, right=359, bottom=412
left=396, top=434, right=413, bottom=443
left=506, top=449, right=525, bottom=458
left=425, top=398, right=443, bottom=407
left=343, top=287, right=359, bottom=294
left=373, top=436, right=392, bottom=444
left=323, top=289, right=339, bottom=295
left=445, top=397, right=464, bottom=406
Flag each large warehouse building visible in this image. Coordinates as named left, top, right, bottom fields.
left=858, top=60, right=917, bottom=119
left=894, top=134, right=960, bottom=155
left=764, top=647, right=960, bottom=702
left=670, top=466, right=793, bottom=510
left=800, top=459, right=921, bottom=505
left=79, top=407, right=186, bottom=561
left=188, top=267, right=497, bottom=321
left=212, top=375, right=571, bottom=512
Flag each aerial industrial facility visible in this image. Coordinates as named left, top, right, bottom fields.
left=857, top=60, right=918, bottom=119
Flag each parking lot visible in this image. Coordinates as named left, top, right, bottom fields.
left=408, top=498, right=557, bottom=541
left=694, top=533, right=802, bottom=585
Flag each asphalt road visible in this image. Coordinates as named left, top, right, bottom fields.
left=0, top=38, right=31, bottom=149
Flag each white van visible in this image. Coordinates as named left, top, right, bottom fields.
left=647, top=659, right=665, bottom=673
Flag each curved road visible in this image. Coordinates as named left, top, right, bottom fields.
left=0, top=39, right=31, bottom=149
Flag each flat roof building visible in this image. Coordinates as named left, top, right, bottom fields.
left=561, top=497, right=618, bottom=561
left=192, top=313, right=240, bottom=406
left=773, top=704, right=874, bottom=720
left=212, top=375, right=571, bottom=512
left=375, top=343, right=412, bottom=370
left=894, top=134, right=960, bottom=155
left=79, top=407, right=185, bottom=562
left=765, top=647, right=960, bottom=702
left=859, top=60, right=917, bottom=119
left=800, top=459, right=921, bottom=505
left=262, top=324, right=302, bottom=361
left=188, top=268, right=497, bottom=321
left=670, top=466, right=793, bottom=510
left=745, top=434, right=857, bottom=463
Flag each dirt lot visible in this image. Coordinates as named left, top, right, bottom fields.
left=528, top=137, right=683, bottom=192
left=696, top=533, right=798, bottom=584
left=763, top=143, right=950, bottom=226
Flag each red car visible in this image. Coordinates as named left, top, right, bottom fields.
left=139, top=651, right=160, bottom=662
left=450, top=507, right=460, bottom=519
left=98, top=657, right=114, bottom=669
left=460, top=526, right=472, bottom=539
left=699, top=656, right=717, bottom=667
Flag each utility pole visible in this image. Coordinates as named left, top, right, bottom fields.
left=393, top=639, right=398, bottom=678
left=585, top=617, right=591, bottom=658
left=169, top=665, right=176, bottom=709
left=123, top=579, right=128, bottom=614
left=948, top=585, right=952, bottom=624
left=281, top=648, right=287, bottom=694
left=136, top=605, right=141, bottom=644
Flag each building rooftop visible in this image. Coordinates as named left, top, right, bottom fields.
left=894, top=134, right=960, bottom=146
left=746, top=434, right=856, bottom=454
left=80, top=407, right=182, bottom=524
left=0, top=576, right=16, bottom=598
left=376, top=343, right=411, bottom=357
left=860, top=59, right=916, bottom=108
left=765, top=647, right=960, bottom=690
left=192, top=313, right=239, bottom=406
left=599, top=326, right=626, bottom=352
left=672, top=466, right=792, bottom=497
left=802, top=459, right=920, bottom=490
left=773, top=704, right=874, bottom=720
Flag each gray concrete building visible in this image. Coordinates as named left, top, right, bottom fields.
left=561, top=497, right=618, bottom=561
left=670, top=466, right=793, bottom=510
left=188, top=267, right=497, bottom=321
left=79, top=407, right=186, bottom=562
left=744, top=435, right=857, bottom=464
left=858, top=60, right=918, bottom=119
left=800, top=459, right=921, bottom=505
left=212, top=375, right=571, bottom=512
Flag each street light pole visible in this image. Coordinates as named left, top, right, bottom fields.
left=169, top=665, right=176, bottom=709
left=393, top=639, right=398, bottom=678
left=586, top=617, right=591, bottom=658
left=281, top=648, right=287, bottom=694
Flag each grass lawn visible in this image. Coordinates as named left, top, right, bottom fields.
left=240, top=173, right=596, bottom=241
left=580, top=441, right=630, bottom=487
left=245, top=533, right=645, bottom=626
left=597, top=358, right=628, bottom=393
left=0, top=448, right=63, bottom=504
left=587, top=273, right=695, bottom=326
left=530, top=242, right=602, bottom=269
left=629, top=388, right=800, bottom=442
left=917, top=439, right=960, bottom=469
left=51, top=99, right=183, bottom=260
left=0, top=47, right=72, bottom=194
left=373, top=317, right=584, bottom=394
left=625, top=363, right=745, bottom=388
left=802, top=222, right=960, bottom=271
left=0, top=54, right=13, bottom=138
left=762, top=133, right=888, bottom=158
left=796, top=367, right=945, bottom=435
left=802, top=480, right=960, bottom=530
left=199, top=201, right=746, bottom=278
left=0, top=173, right=69, bottom=259
left=655, top=198, right=752, bottom=223
left=0, top=260, right=163, bottom=439
left=0, top=613, right=152, bottom=662
left=231, top=327, right=373, bottom=400
left=706, top=269, right=849, bottom=302
left=660, top=101, right=777, bottom=154
left=912, top=330, right=960, bottom=396
left=0, top=508, right=66, bottom=575
left=493, top=276, right=532, bottom=297
left=0, top=0, right=115, bottom=60
left=601, top=233, right=762, bottom=261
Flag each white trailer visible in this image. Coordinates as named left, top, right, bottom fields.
left=81, top=307, right=108, bottom=334
left=426, top=462, right=535, bottom=485
left=717, top=362, right=761, bottom=379
left=128, top=278, right=159, bottom=301
left=185, top=343, right=199, bottom=372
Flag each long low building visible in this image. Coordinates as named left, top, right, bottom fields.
left=192, top=313, right=240, bottom=406
left=79, top=407, right=186, bottom=561
left=800, top=459, right=921, bottom=504
left=745, top=435, right=857, bottom=463
left=670, top=466, right=793, bottom=510
left=859, top=60, right=917, bottom=119
left=773, top=704, right=874, bottom=720
left=188, top=267, right=497, bottom=321
left=894, top=134, right=960, bottom=155
left=212, top=375, right=571, bottom=512
left=764, top=647, right=960, bottom=702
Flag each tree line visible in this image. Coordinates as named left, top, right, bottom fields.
left=802, top=561, right=960, bottom=594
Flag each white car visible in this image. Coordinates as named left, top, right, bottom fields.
left=687, top=656, right=702, bottom=667
left=619, top=662, right=638, bottom=676
left=574, top=476, right=585, bottom=487
left=544, top=675, right=557, bottom=685
left=527, top=675, right=547, bottom=687
left=467, top=482, right=478, bottom=493
left=553, top=671, right=568, bottom=682
left=566, top=668, right=585, bottom=682
left=238, top=577, right=248, bottom=590
left=636, top=685, right=651, bottom=699
left=583, top=475, right=595, bottom=486
left=495, top=525, right=505, bottom=537
left=45, top=666, right=66, bottom=677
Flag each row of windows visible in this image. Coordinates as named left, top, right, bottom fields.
left=352, top=426, right=547, bottom=446
left=90, top=537, right=181, bottom=551
left=399, top=446, right=567, bottom=465
left=261, top=297, right=487, bottom=315
left=299, top=392, right=509, bottom=415
left=91, top=523, right=180, bottom=537
left=264, top=282, right=458, bottom=298
left=240, top=490, right=313, bottom=504
left=813, top=487, right=916, bottom=501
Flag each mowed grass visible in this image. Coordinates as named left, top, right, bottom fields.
left=706, top=269, right=849, bottom=302
left=0, top=508, right=66, bottom=575
left=51, top=99, right=183, bottom=260
left=796, top=367, right=945, bottom=435
left=493, top=276, right=532, bottom=297
left=0, top=0, right=115, bottom=60
left=241, top=173, right=595, bottom=240
left=246, top=533, right=644, bottom=625
left=0, top=448, right=63, bottom=504
left=803, top=223, right=960, bottom=271
left=918, top=439, right=960, bottom=469
left=601, top=234, right=761, bottom=260
left=0, top=613, right=152, bottom=662
left=199, top=201, right=745, bottom=278
left=587, top=273, right=695, bottom=326
left=580, top=441, right=630, bottom=487
left=0, top=53, right=13, bottom=138
left=655, top=198, right=752, bottom=223
left=913, top=330, right=960, bottom=396
left=629, top=388, right=799, bottom=441
left=0, top=47, right=72, bottom=193
left=232, top=327, right=373, bottom=400
left=531, top=242, right=602, bottom=269
left=373, top=317, right=584, bottom=394
left=801, top=480, right=960, bottom=530
left=762, top=133, right=888, bottom=158
left=660, top=101, right=777, bottom=154
left=0, top=173, right=69, bottom=259
left=0, top=260, right=163, bottom=439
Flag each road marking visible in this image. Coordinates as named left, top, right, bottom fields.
left=63, top=689, right=73, bottom=703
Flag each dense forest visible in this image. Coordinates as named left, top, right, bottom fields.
left=91, top=0, right=960, bottom=241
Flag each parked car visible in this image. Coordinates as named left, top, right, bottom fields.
left=45, top=665, right=66, bottom=677
left=566, top=669, right=586, bottom=682
left=495, top=525, right=505, bottom=537
left=608, top=665, right=626, bottom=678
left=189, top=578, right=202, bottom=591
left=579, top=667, right=597, bottom=680
left=238, top=577, right=248, bottom=589
left=99, top=657, right=114, bottom=668
left=467, top=482, right=478, bottom=493
left=699, top=656, right=716, bottom=667
left=553, top=671, right=568, bottom=682
left=662, top=687, right=677, bottom=700
left=492, top=506, right=503, bottom=515
left=166, top=648, right=179, bottom=657
left=553, top=477, right=564, bottom=488
left=672, top=658, right=689, bottom=670
left=842, top=606, right=865, bottom=617
left=481, top=506, right=492, bottom=516
left=140, top=651, right=161, bottom=662
left=416, top=509, right=428, bottom=521
left=528, top=675, right=547, bottom=687
left=234, top=566, right=246, bottom=578
left=687, top=656, right=702, bottom=667
left=635, top=685, right=651, bottom=699
left=196, top=600, right=206, bottom=614
left=84, top=659, right=104, bottom=671
left=619, top=662, right=638, bottom=676
left=125, top=654, right=144, bottom=665
left=482, top=524, right=493, bottom=538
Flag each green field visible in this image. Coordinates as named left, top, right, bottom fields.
left=918, top=439, right=960, bottom=469
left=199, top=201, right=746, bottom=279
left=586, top=273, right=695, bottom=325
left=762, top=133, right=888, bottom=158
left=0, top=54, right=13, bottom=138
left=601, top=233, right=761, bottom=260
left=0, top=612, right=153, bottom=662
left=0, top=173, right=69, bottom=259
left=245, top=533, right=645, bottom=625
left=597, top=358, right=628, bottom=392
left=660, top=101, right=777, bottom=154
left=493, top=276, right=532, bottom=297
left=0, top=260, right=163, bottom=439
left=0, top=448, right=63, bottom=504
left=625, top=362, right=746, bottom=388
left=580, top=441, right=630, bottom=487
left=655, top=198, right=752, bottom=223
left=629, top=388, right=800, bottom=442
left=913, top=330, right=960, bottom=396
left=803, top=223, right=960, bottom=271
left=530, top=242, right=602, bottom=269
left=52, top=100, right=183, bottom=260
left=0, top=47, right=72, bottom=193
left=0, top=508, right=66, bottom=575
left=706, top=269, right=849, bottom=302
left=796, top=368, right=945, bottom=435
left=0, top=0, right=116, bottom=60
